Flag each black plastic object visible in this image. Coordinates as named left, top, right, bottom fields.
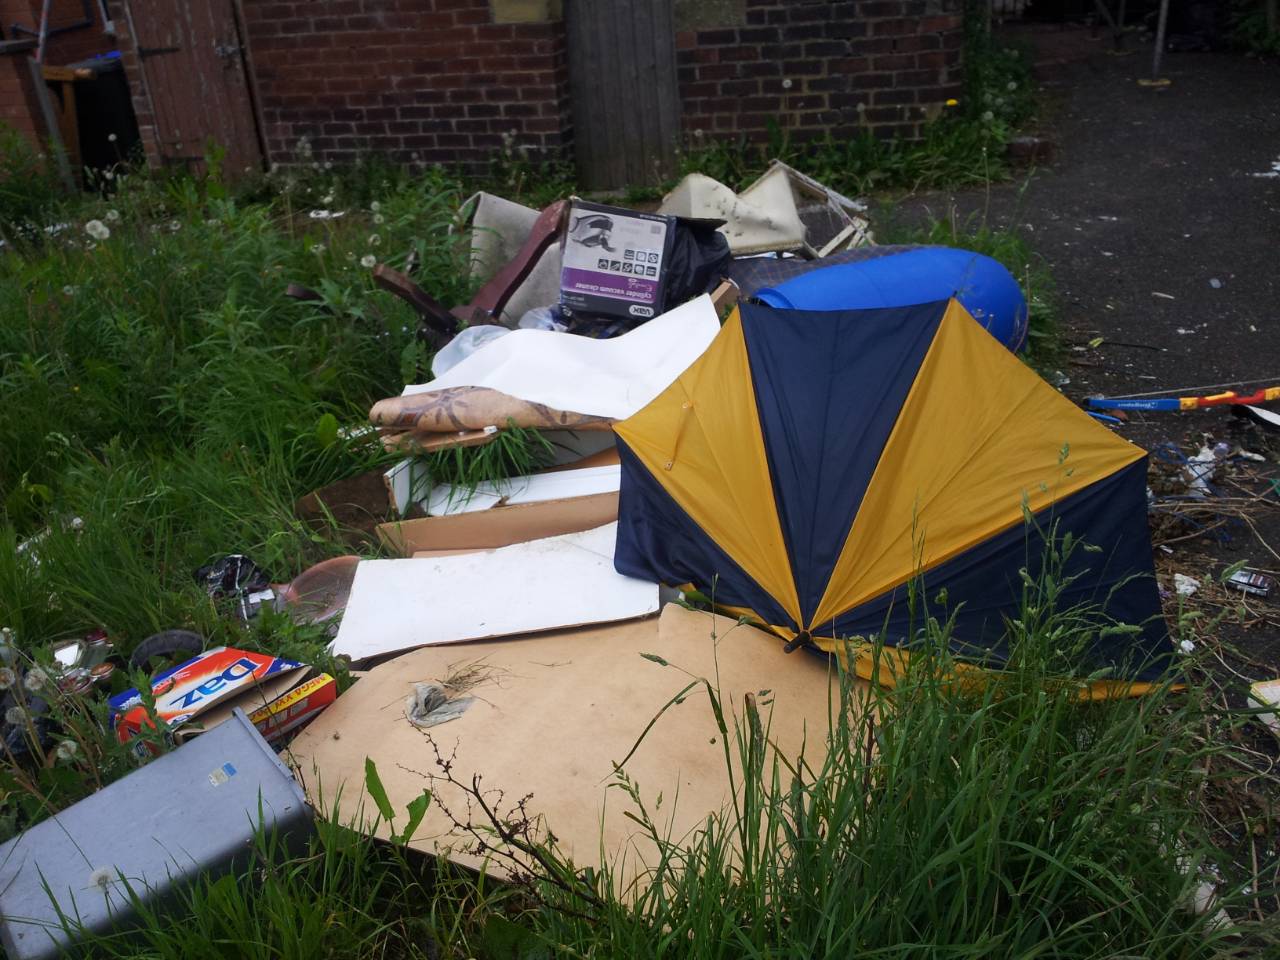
left=128, top=629, right=204, bottom=673
left=662, top=217, right=730, bottom=310
left=195, top=554, right=275, bottom=621
left=196, top=555, right=270, bottom=597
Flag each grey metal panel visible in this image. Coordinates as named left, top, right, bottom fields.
left=0, top=710, right=312, bottom=960
left=566, top=0, right=681, bottom=191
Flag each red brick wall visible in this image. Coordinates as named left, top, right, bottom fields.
left=678, top=0, right=964, bottom=146
left=241, top=0, right=571, bottom=174
left=0, top=0, right=117, bottom=148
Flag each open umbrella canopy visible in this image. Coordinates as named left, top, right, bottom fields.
left=613, top=298, right=1173, bottom=687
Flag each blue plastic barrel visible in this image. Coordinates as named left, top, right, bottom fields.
left=755, top=246, right=1029, bottom=352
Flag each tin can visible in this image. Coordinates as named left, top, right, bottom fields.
left=1226, top=569, right=1274, bottom=598
left=58, top=668, right=94, bottom=696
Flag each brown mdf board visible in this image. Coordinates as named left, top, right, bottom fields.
left=286, top=604, right=861, bottom=887
left=376, top=491, right=618, bottom=557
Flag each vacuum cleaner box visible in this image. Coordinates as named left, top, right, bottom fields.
left=0, top=710, right=312, bottom=960
left=559, top=199, right=674, bottom=323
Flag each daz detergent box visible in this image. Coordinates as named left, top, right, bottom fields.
left=559, top=199, right=674, bottom=323
left=109, top=646, right=332, bottom=744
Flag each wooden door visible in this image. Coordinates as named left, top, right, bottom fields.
left=123, top=0, right=262, bottom=172
left=566, top=0, right=681, bottom=191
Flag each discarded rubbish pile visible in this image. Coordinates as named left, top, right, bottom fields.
left=3, top=164, right=1221, bottom=955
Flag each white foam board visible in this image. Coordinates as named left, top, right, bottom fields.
left=426, top=465, right=621, bottom=516
left=332, top=523, right=657, bottom=661
left=400, top=295, right=720, bottom=420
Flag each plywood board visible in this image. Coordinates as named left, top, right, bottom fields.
left=287, top=604, right=857, bottom=885
left=333, top=524, right=656, bottom=661
left=425, top=465, right=621, bottom=516
left=400, top=296, right=719, bottom=421
left=377, top=491, right=618, bottom=556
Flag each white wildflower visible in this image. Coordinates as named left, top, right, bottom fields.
left=23, top=667, right=48, bottom=692
left=360, top=254, right=376, bottom=268
left=369, top=201, right=381, bottom=213
left=88, top=867, right=113, bottom=892
left=55, top=740, right=78, bottom=761
left=84, top=220, right=110, bottom=241
left=104, top=209, right=120, bottom=223
left=107, top=133, right=118, bottom=143
left=367, top=234, right=381, bottom=247
left=310, top=243, right=326, bottom=254
left=5, top=706, right=24, bottom=726
left=0, top=667, right=15, bottom=690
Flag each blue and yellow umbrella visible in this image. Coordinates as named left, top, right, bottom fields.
left=613, top=298, right=1172, bottom=690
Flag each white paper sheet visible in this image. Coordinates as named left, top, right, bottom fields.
left=401, top=295, right=720, bottom=420
left=332, top=523, right=658, bottom=661
left=425, top=465, right=621, bottom=516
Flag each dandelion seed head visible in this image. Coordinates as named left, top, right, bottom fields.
left=84, top=220, right=110, bottom=241
left=0, top=667, right=15, bottom=690
left=5, top=706, right=25, bottom=726
left=55, top=740, right=78, bottom=761
left=104, top=209, right=120, bottom=223
left=360, top=254, right=376, bottom=268
left=23, top=668, right=48, bottom=691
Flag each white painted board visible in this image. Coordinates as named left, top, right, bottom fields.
left=400, top=295, right=720, bottom=420
left=426, top=465, right=621, bottom=516
left=332, top=523, right=658, bottom=662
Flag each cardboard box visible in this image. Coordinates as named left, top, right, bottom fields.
left=109, top=647, right=311, bottom=743
left=559, top=199, right=674, bottom=323
left=1248, top=678, right=1280, bottom=735
left=376, top=490, right=618, bottom=557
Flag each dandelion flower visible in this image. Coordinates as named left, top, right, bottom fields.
left=23, top=667, right=48, bottom=692
left=370, top=201, right=381, bottom=213
left=310, top=243, right=326, bottom=255
left=0, top=667, right=15, bottom=690
left=55, top=740, right=78, bottom=761
left=88, top=867, right=113, bottom=892
left=367, top=234, right=381, bottom=247
left=84, top=220, right=110, bottom=241
left=5, top=706, right=24, bottom=726
left=360, top=254, right=376, bottom=268
left=104, top=209, right=120, bottom=223
left=107, top=133, right=118, bottom=143
left=945, top=98, right=958, bottom=107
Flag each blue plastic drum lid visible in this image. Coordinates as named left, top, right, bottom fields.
left=755, top=247, right=1029, bottom=352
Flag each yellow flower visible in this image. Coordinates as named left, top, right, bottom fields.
left=945, top=98, right=959, bottom=107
